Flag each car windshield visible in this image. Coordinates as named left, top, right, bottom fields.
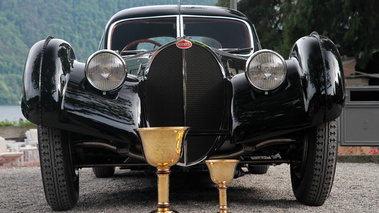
left=183, top=17, right=252, bottom=51
left=110, top=17, right=177, bottom=52
left=109, top=16, right=252, bottom=53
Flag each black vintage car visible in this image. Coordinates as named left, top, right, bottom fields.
left=21, top=5, right=345, bottom=211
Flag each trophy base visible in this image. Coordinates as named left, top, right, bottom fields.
left=150, top=210, right=179, bottom=213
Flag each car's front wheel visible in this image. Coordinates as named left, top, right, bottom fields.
left=38, top=126, right=79, bottom=211
left=290, top=120, right=338, bottom=206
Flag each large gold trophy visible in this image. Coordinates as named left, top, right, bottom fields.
left=205, top=159, right=239, bottom=213
left=135, top=127, right=190, bottom=213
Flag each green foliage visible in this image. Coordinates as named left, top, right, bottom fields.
left=0, top=74, right=22, bottom=105
left=0, top=0, right=217, bottom=105
left=0, top=119, right=34, bottom=126
left=0, top=120, right=16, bottom=126
left=224, top=0, right=379, bottom=68
left=280, top=0, right=379, bottom=68
left=16, top=119, right=34, bottom=126
left=280, top=0, right=347, bottom=56
left=238, top=0, right=284, bottom=54
left=339, top=0, right=379, bottom=69
left=215, top=0, right=229, bottom=7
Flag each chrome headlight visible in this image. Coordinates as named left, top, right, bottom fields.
left=85, top=50, right=127, bottom=91
left=246, top=50, right=286, bottom=91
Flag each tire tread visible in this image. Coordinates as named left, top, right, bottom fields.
left=291, top=120, right=338, bottom=206
left=38, top=126, right=78, bottom=211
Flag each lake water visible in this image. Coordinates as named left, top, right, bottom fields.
left=0, top=105, right=25, bottom=122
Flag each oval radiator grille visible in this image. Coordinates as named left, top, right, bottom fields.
left=145, top=43, right=225, bottom=164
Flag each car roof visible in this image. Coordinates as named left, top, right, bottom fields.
left=107, top=5, right=250, bottom=24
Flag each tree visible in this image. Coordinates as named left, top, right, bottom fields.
left=221, top=0, right=379, bottom=69
left=215, top=0, right=229, bottom=7
left=280, top=0, right=352, bottom=56
left=340, top=0, right=379, bottom=69
left=281, top=0, right=379, bottom=67
left=238, top=0, right=284, bottom=54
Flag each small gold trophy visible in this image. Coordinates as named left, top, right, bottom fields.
left=205, top=159, right=239, bottom=213
left=135, top=127, right=190, bottom=213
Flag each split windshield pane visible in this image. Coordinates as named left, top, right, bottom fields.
left=183, top=17, right=252, bottom=51
left=110, top=17, right=177, bottom=51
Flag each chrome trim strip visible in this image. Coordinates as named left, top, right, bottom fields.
left=182, top=48, right=188, bottom=126
left=176, top=15, right=181, bottom=37
left=178, top=15, right=184, bottom=37
left=182, top=47, right=188, bottom=165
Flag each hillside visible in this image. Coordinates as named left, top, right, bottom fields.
left=0, top=0, right=217, bottom=105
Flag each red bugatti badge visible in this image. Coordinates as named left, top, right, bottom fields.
left=176, top=39, right=192, bottom=49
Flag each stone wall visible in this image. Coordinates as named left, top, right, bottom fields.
left=0, top=125, right=37, bottom=140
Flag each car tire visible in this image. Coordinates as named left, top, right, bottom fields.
left=38, top=126, right=79, bottom=211
left=247, top=164, right=270, bottom=174
left=92, top=167, right=115, bottom=178
left=290, top=120, right=338, bottom=206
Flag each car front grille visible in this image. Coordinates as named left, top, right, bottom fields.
left=145, top=43, right=225, bottom=164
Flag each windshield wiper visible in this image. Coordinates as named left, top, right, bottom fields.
left=121, top=50, right=147, bottom=55
left=220, top=47, right=254, bottom=53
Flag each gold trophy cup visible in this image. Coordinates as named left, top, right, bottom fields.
left=205, top=159, right=239, bottom=213
left=135, top=127, right=190, bottom=213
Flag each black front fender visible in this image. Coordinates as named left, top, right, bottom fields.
left=21, top=37, right=140, bottom=144
left=21, top=36, right=76, bottom=125
left=290, top=32, right=345, bottom=123
left=231, top=33, right=345, bottom=144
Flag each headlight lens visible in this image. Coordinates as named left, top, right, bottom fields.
left=85, top=50, right=126, bottom=91
left=246, top=50, right=286, bottom=91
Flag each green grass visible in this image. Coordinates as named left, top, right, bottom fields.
left=0, top=119, right=34, bottom=126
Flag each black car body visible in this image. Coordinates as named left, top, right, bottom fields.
left=21, top=5, right=345, bottom=211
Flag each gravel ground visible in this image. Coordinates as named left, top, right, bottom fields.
left=0, top=162, right=378, bottom=213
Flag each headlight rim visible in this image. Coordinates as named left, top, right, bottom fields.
left=245, top=49, right=286, bottom=91
left=85, top=50, right=127, bottom=92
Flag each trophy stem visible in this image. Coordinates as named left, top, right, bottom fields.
left=155, top=168, right=174, bottom=213
left=218, top=183, right=228, bottom=213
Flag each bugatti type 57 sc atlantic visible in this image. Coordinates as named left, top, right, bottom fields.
left=21, top=5, right=345, bottom=211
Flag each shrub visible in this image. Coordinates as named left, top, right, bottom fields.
left=0, top=119, right=34, bottom=126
